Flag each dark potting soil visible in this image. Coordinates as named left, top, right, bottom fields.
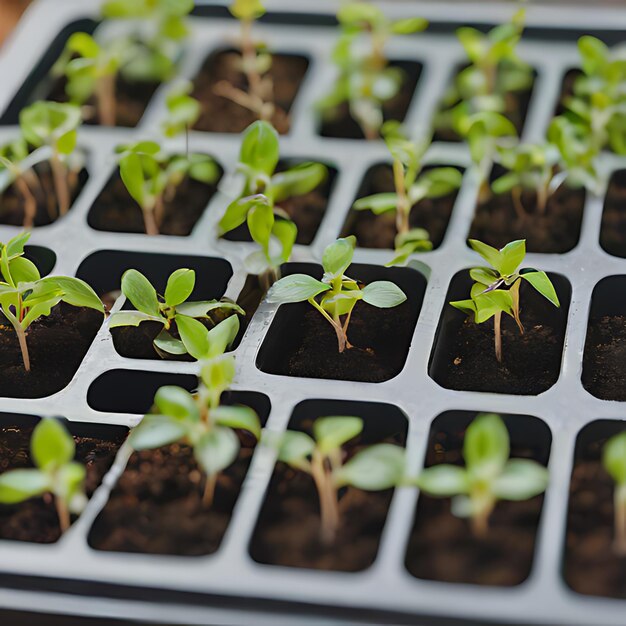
left=0, top=162, right=87, bottom=227
left=0, top=423, right=124, bottom=543
left=191, top=49, right=308, bottom=134
left=88, top=170, right=219, bottom=236
left=582, top=316, right=626, bottom=401
left=341, top=163, right=461, bottom=249
left=600, top=169, right=626, bottom=258
left=0, top=303, right=102, bottom=398
left=319, top=61, right=420, bottom=140
left=405, top=418, right=547, bottom=585
left=88, top=431, right=257, bottom=556
left=469, top=185, right=586, bottom=254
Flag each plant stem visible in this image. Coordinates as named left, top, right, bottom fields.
left=494, top=310, right=503, bottom=363
left=202, top=473, right=217, bottom=508
left=241, top=18, right=263, bottom=107
left=55, top=496, right=70, bottom=533
left=511, top=186, right=526, bottom=221
left=95, top=73, right=116, bottom=126
left=50, top=151, right=70, bottom=216
left=154, top=194, right=165, bottom=228
left=536, top=183, right=548, bottom=215
left=4, top=306, right=30, bottom=371
left=393, top=158, right=410, bottom=235
left=15, top=174, right=37, bottom=228
left=142, top=207, right=159, bottom=236
left=310, top=299, right=349, bottom=352
left=614, top=486, right=626, bottom=556
left=311, top=449, right=339, bottom=545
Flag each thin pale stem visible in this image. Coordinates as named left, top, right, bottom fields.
left=15, top=174, right=37, bottom=228
left=614, top=487, right=626, bottom=556
left=55, top=496, right=70, bottom=533
left=511, top=186, right=527, bottom=221
left=494, top=310, right=503, bottom=363
left=4, top=306, right=30, bottom=371
left=154, top=194, right=166, bottom=228
left=310, top=299, right=348, bottom=352
left=312, top=449, right=339, bottom=545
left=95, top=73, right=116, bottom=126
left=142, top=206, right=159, bottom=236
left=202, top=473, right=217, bottom=508
left=50, top=151, right=70, bottom=216
left=536, top=183, right=549, bottom=215
left=393, top=159, right=410, bottom=235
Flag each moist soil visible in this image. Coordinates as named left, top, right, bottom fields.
left=341, top=163, right=460, bottom=249
left=191, top=50, right=308, bottom=135
left=88, top=171, right=219, bottom=236
left=469, top=185, right=585, bottom=254
left=0, top=162, right=87, bottom=227
left=0, top=424, right=124, bottom=543
left=259, top=300, right=415, bottom=382
left=89, top=432, right=257, bottom=556
left=582, top=316, right=626, bottom=401
left=319, top=62, right=420, bottom=140
left=600, top=170, right=626, bottom=258
left=405, top=422, right=545, bottom=585
left=0, top=303, right=102, bottom=398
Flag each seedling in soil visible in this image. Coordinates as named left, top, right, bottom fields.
left=19, top=101, right=82, bottom=217
left=219, top=121, right=327, bottom=287
left=602, top=431, right=626, bottom=555
left=273, top=415, right=405, bottom=544
left=266, top=236, right=407, bottom=353
left=108, top=267, right=243, bottom=359
left=318, top=2, right=427, bottom=140
left=0, top=231, right=104, bottom=371
left=117, top=140, right=221, bottom=235
left=353, top=121, right=462, bottom=265
left=161, top=81, right=201, bottom=153
left=417, top=413, right=548, bottom=537
left=0, top=418, right=88, bottom=532
left=450, top=239, right=559, bottom=363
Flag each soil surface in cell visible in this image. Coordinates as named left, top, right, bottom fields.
left=600, top=170, right=626, bottom=258
left=0, top=424, right=123, bottom=543
left=469, top=185, right=585, bottom=253
left=342, top=163, right=460, bottom=249
left=191, top=50, right=308, bottom=134
left=0, top=162, right=87, bottom=227
left=89, top=433, right=256, bottom=555
left=405, top=423, right=545, bottom=585
left=88, top=171, right=218, bottom=236
left=319, top=62, right=420, bottom=139
left=0, top=304, right=102, bottom=398
left=261, top=300, right=415, bottom=382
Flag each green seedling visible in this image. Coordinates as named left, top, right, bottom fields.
left=450, top=239, right=559, bottom=363
left=602, top=431, right=626, bottom=555
left=19, top=101, right=82, bottom=217
left=161, top=81, right=201, bottom=154
left=353, top=122, right=462, bottom=265
left=318, top=2, right=427, bottom=140
left=109, top=268, right=243, bottom=360
left=274, top=415, right=405, bottom=543
left=219, top=121, right=327, bottom=288
left=0, top=232, right=104, bottom=372
left=0, top=418, right=88, bottom=533
left=266, top=236, right=406, bottom=353
left=117, top=140, right=220, bottom=235
left=417, top=413, right=548, bottom=537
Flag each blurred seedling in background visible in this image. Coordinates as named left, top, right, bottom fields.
left=161, top=81, right=201, bottom=154
left=602, top=431, right=626, bottom=556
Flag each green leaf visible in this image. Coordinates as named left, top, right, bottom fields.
left=361, top=281, right=407, bottom=308
left=418, top=167, right=463, bottom=199
left=603, top=431, right=626, bottom=486
left=129, top=414, right=188, bottom=450
left=468, top=239, right=502, bottom=272
left=154, top=385, right=199, bottom=421
left=391, top=17, right=428, bottom=34
left=199, top=354, right=236, bottom=397
left=175, top=314, right=210, bottom=360
left=266, top=274, right=330, bottom=304
left=194, top=426, right=240, bottom=476
left=353, top=192, right=399, bottom=214
left=492, top=459, right=549, bottom=500
left=271, top=219, right=297, bottom=266
left=164, top=268, right=195, bottom=307
left=121, top=269, right=160, bottom=317
left=578, top=36, right=608, bottom=75
left=239, top=120, right=279, bottom=177
left=41, top=276, right=104, bottom=312
left=417, top=464, right=469, bottom=496
left=230, top=0, right=266, bottom=20
left=212, top=405, right=261, bottom=440
left=119, top=152, right=146, bottom=208
left=470, top=267, right=498, bottom=286
left=322, top=237, right=356, bottom=277
left=9, top=257, right=40, bottom=284
left=473, top=289, right=514, bottom=323
left=314, top=416, right=363, bottom=455
left=247, top=196, right=274, bottom=251
left=271, top=162, right=327, bottom=203
left=109, top=310, right=164, bottom=328
left=153, top=329, right=187, bottom=355
left=0, top=469, right=50, bottom=504
left=175, top=300, right=243, bottom=318
left=57, top=461, right=86, bottom=513
left=499, top=240, right=526, bottom=275
left=31, top=419, right=75, bottom=471
left=219, top=195, right=260, bottom=234
left=335, top=444, right=405, bottom=490
left=464, top=413, right=510, bottom=480
left=520, top=271, right=560, bottom=307
left=206, top=315, right=240, bottom=357
left=277, top=430, right=315, bottom=465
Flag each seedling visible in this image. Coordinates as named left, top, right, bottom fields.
left=161, top=81, right=201, bottom=154
left=318, top=2, right=427, bottom=139
left=602, top=431, right=626, bottom=555
left=266, top=236, right=407, bottom=352
left=219, top=121, right=327, bottom=287
left=274, top=415, right=405, bottom=543
left=0, top=418, right=88, bottom=532
left=353, top=122, right=462, bottom=265
left=108, top=267, right=243, bottom=359
left=417, top=413, right=548, bottom=537
left=450, top=239, right=559, bottom=363
left=0, top=232, right=104, bottom=371
left=117, top=140, right=220, bottom=235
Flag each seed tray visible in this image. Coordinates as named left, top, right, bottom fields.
left=0, top=1, right=626, bottom=624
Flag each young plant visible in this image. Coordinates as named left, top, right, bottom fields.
left=19, top=101, right=82, bottom=217
left=318, top=2, right=427, bottom=140
left=0, top=418, right=88, bottom=532
left=266, top=236, right=406, bottom=353
left=108, top=267, right=243, bottom=359
left=219, top=121, right=327, bottom=287
left=602, top=431, right=626, bottom=555
left=161, top=81, right=201, bottom=154
left=417, top=413, right=549, bottom=537
left=274, top=415, right=405, bottom=544
left=450, top=239, right=559, bottom=363
left=118, top=140, right=220, bottom=235
left=353, top=122, right=462, bottom=265
left=0, top=232, right=104, bottom=371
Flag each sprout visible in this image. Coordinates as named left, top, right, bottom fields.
left=318, top=1, right=427, bottom=140
left=161, top=81, right=201, bottom=154
left=602, top=431, right=626, bottom=555
left=266, top=236, right=407, bottom=353
left=273, top=415, right=405, bottom=543
left=417, top=413, right=548, bottom=537
left=0, top=418, right=88, bottom=533
left=219, top=121, right=327, bottom=288
left=353, top=122, right=462, bottom=265
left=117, top=140, right=220, bottom=235
left=108, top=268, right=243, bottom=360
left=0, top=232, right=104, bottom=371
left=450, top=239, right=559, bottom=363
